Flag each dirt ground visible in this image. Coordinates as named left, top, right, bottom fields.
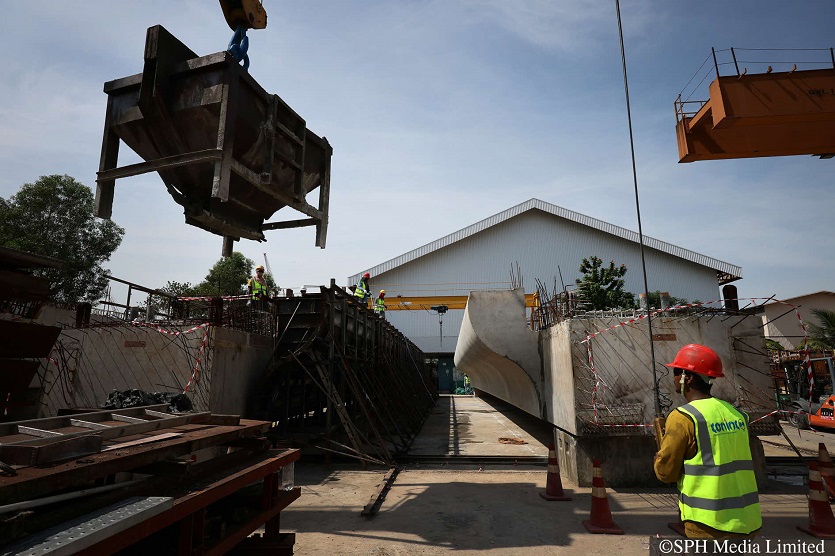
left=278, top=463, right=819, bottom=556
left=274, top=395, right=828, bottom=555
left=281, top=464, right=642, bottom=556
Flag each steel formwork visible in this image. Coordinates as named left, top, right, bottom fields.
left=258, top=282, right=438, bottom=466
left=95, top=25, right=332, bottom=252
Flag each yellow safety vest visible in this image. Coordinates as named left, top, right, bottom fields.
left=250, top=278, right=267, bottom=300
left=676, top=398, right=762, bottom=534
left=374, top=297, right=386, bottom=313
left=354, top=279, right=369, bottom=300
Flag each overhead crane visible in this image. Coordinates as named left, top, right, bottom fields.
left=371, top=293, right=540, bottom=311
left=675, top=48, right=835, bottom=162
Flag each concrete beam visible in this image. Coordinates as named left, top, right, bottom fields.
left=454, top=289, right=542, bottom=418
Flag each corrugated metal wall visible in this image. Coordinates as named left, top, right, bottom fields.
left=358, top=210, right=726, bottom=353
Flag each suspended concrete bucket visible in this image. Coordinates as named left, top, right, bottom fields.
left=95, top=25, right=332, bottom=253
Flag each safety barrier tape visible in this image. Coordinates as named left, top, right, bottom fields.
left=591, top=409, right=803, bottom=428
left=593, top=423, right=653, bottom=428
left=578, top=298, right=811, bottom=426
left=580, top=299, right=719, bottom=344
left=183, top=326, right=210, bottom=394
left=177, top=295, right=251, bottom=301
left=130, top=322, right=211, bottom=336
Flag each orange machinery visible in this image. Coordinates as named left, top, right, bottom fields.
left=810, top=395, right=835, bottom=429
left=675, top=62, right=835, bottom=162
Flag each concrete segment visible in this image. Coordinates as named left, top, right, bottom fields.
left=454, top=289, right=542, bottom=417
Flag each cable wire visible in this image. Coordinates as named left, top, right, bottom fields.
left=614, top=0, right=660, bottom=417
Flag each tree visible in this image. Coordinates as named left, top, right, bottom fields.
left=196, top=252, right=255, bottom=296
left=0, top=175, right=124, bottom=303
left=574, top=256, right=635, bottom=310
left=157, top=280, right=197, bottom=298
left=765, top=338, right=786, bottom=352
left=806, top=309, right=835, bottom=350
left=645, top=290, right=689, bottom=309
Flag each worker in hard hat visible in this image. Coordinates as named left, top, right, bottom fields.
left=374, top=290, right=386, bottom=318
left=654, top=344, right=762, bottom=540
left=354, top=272, right=371, bottom=303
left=247, top=265, right=269, bottom=310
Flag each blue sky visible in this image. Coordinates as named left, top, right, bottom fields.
left=1, top=1, right=833, bottom=303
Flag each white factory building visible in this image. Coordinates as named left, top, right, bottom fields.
left=348, top=198, right=741, bottom=355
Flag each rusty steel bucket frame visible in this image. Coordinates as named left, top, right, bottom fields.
left=95, top=25, right=332, bottom=254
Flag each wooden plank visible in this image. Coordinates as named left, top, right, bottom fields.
left=361, top=467, right=401, bottom=517
left=0, top=435, right=103, bottom=466
left=102, top=433, right=183, bottom=451
left=0, top=420, right=272, bottom=505
left=1, top=405, right=168, bottom=434
left=0, top=408, right=210, bottom=444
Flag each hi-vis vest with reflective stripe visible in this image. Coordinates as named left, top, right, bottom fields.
left=250, top=278, right=267, bottom=300
left=676, top=398, right=762, bottom=534
left=374, top=298, right=385, bottom=313
left=354, top=279, right=369, bottom=300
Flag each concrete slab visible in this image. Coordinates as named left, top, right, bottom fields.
left=409, top=394, right=550, bottom=457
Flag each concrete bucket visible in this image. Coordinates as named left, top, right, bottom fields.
left=95, top=25, right=332, bottom=251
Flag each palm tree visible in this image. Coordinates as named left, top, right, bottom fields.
left=806, top=308, right=835, bottom=350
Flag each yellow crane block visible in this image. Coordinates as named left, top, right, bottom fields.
left=383, top=293, right=539, bottom=311
left=219, top=0, right=267, bottom=30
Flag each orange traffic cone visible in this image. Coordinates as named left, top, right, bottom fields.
left=797, top=461, right=835, bottom=539
left=539, top=442, right=572, bottom=501
left=816, top=443, right=835, bottom=501
left=582, top=459, right=624, bottom=534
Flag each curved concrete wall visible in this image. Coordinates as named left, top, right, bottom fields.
left=454, top=289, right=542, bottom=417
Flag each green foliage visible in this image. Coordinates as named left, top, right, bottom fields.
left=806, top=308, right=835, bottom=350
left=645, top=290, right=689, bottom=309
left=765, top=338, right=786, bottom=351
left=197, top=252, right=255, bottom=296
left=157, top=280, right=197, bottom=298
left=0, top=175, right=124, bottom=303
left=575, top=256, right=635, bottom=310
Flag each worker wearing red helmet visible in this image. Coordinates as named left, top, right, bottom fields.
left=354, top=272, right=371, bottom=303
left=654, top=344, right=762, bottom=540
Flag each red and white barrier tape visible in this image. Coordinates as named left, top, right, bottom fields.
left=177, top=295, right=250, bottom=301
left=183, top=326, right=210, bottom=393
left=580, top=299, right=719, bottom=344
left=593, top=423, right=653, bottom=428
left=130, top=322, right=211, bottom=336
left=591, top=409, right=798, bottom=428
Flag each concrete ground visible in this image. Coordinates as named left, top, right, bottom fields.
left=279, top=395, right=834, bottom=555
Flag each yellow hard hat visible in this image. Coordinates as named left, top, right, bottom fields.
left=380, top=289, right=386, bottom=294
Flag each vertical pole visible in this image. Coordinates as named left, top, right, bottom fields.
left=731, top=47, right=740, bottom=77
left=125, top=285, right=133, bottom=320
left=614, top=0, right=661, bottom=417
left=712, top=47, right=720, bottom=79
